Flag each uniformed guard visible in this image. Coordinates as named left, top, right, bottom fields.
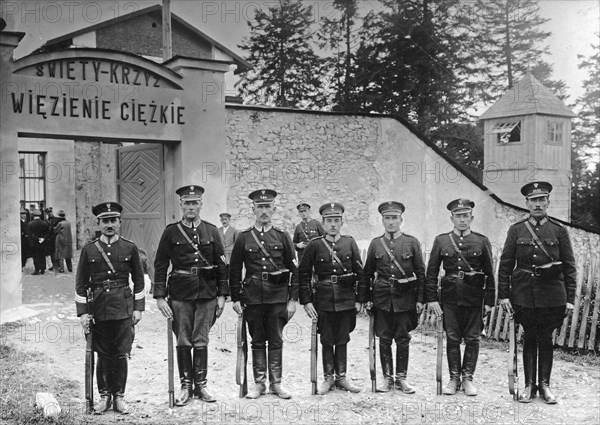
left=154, top=185, right=228, bottom=405
left=299, top=202, right=368, bottom=395
left=425, top=199, right=495, bottom=396
left=364, top=201, right=426, bottom=393
left=229, top=189, right=299, bottom=399
left=293, top=203, right=325, bottom=262
left=498, top=182, right=576, bottom=404
left=75, top=202, right=145, bottom=414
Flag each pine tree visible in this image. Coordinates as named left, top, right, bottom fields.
left=238, top=0, right=325, bottom=108
left=571, top=42, right=600, bottom=230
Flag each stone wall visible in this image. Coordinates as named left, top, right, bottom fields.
left=224, top=106, right=599, bottom=262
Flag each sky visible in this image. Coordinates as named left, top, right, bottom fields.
left=3, top=0, right=599, bottom=112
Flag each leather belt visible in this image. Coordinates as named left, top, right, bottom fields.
left=248, top=269, right=290, bottom=283
left=317, top=273, right=356, bottom=284
left=378, top=274, right=417, bottom=284
left=173, top=266, right=215, bottom=276
left=447, top=271, right=484, bottom=280
left=92, top=280, right=129, bottom=292
left=517, top=262, right=560, bottom=277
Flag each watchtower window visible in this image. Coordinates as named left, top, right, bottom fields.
left=546, top=121, right=563, bottom=144
left=490, top=121, right=521, bottom=144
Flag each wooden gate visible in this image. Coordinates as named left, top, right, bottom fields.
left=117, top=144, right=165, bottom=276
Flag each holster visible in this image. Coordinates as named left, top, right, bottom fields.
left=464, top=273, right=486, bottom=288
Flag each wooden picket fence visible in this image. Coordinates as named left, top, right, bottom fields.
left=414, top=252, right=600, bottom=352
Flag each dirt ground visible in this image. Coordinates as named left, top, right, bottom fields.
left=1, top=256, right=599, bottom=425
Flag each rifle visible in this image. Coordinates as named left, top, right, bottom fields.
left=167, top=318, right=175, bottom=409
left=84, top=287, right=94, bottom=414
left=435, top=279, right=443, bottom=396
left=310, top=319, right=318, bottom=395
left=507, top=314, right=519, bottom=401
left=480, top=276, right=490, bottom=338
left=236, top=314, right=248, bottom=398
left=368, top=308, right=376, bottom=392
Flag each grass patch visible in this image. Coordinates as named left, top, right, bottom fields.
left=0, top=343, right=90, bottom=425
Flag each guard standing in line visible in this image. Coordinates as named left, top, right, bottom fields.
left=498, top=182, right=576, bottom=404
left=154, top=185, right=228, bottom=405
left=229, top=189, right=298, bottom=400
left=293, top=203, right=325, bottom=262
left=364, top=201, right=426, bottom=393
left=75, top=202, right=145, bottom=414
left=299, top=202, right=368, bottom=395
left=425, top=199, right=495, bottom=396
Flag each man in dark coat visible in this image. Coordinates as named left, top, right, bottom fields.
left=299, top=202, right=368, bottom=395
left=498, top=181, right=576, bottom=404
left=154, top=185, right=228, bottom=405
left=229, top=189, right=298, bottom=400
left=28, top=210, right=50, bottom=275
left=364, top=201, right=426, bottom=393
left=55, top=210, right=73, bottom=272
left=425, top=199, right=495, bottom=396
left=75, top=202, right=145, bottom=414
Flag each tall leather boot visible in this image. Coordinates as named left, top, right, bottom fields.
left=461, top=341, right=479, bottom=396
left=443, top=343, right=462, bottom=395
left=193, top=347, right=216, bottom=402
left=246, top=349, right=267, bottom=399
left=376, top=340, right=394, bottom=392
left=317, top=345, right=335, bottom=395
left=538, top=336, right=557, bottom=404
left=395, top=343, right=415, bottom=394
left=112, top=356, right=129, bottom=414
left=175, top=348, right=193, bottom=406
left=519, top=336, right=537, bottom=403
left=95, top=357, right=112, bottom=413
left=268, top=349, right=292, bottom=399
left=334, top=344, right=360, bottom=393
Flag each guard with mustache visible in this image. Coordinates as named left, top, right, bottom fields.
left=75, top=202, right=145, bottom=414
left=498, top=181, right=576, bottom=404
left=229, top=189, right=299, bottom=400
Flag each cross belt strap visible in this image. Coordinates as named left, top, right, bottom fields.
left=177, top=223, right=212, bottom=267
left=250, top=229, right=280, bottom=270
left=524, top=221, right=558, bottom=263
left=320, top=238, right=348, bottom=272
left=94, top=241, right=117, bottom=275
left=379, top=237, right=408, bottom=277
left=448, top=233, right=477, bottom=273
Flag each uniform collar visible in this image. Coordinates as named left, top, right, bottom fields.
left=254, top=223, right=273, bottom=232
left=100, top=235, right=119, bottom=244
left=453, top=228, right=471, bottom=237
left=181, top=218, right=201, bottom=228
left=384, top=231, right=402, bottom=240
left=528, top=216, right=548, bottom=226
left=325, top=234, right=341, bottom=243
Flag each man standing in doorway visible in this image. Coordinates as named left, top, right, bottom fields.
left=364, top=201, right=426, bottom=393
left=498, top=182, right=576, bottom=404
left=75, top=202, right=145, bottom=414
left=28, top=210, right=50, bottom=275
left=425, top=199, right=495, bottom=396
left=154, top=185, right=228, bottom=405
left=293, top=203, right=325, bottom=262
left=218, top=212, right=239, bottom=263
left=229, top=189, right=298, bottom=399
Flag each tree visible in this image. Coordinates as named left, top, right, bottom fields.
left=467, top=0, right=567, bottom=104
left=238, top=0, right=325, bottom=108
left=571, top=42, right=600, bottom=231
left=317, top=0, right=360, bottom=110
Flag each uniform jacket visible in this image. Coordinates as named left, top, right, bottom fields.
left=75, top=235, right=145, bottom=321
left=298, top=235, right=368, bottom=311
left=364, top=233, right=426, bottom=312
left=293, top=219, right=325, bottom=252
left=498, top=216, right=577, bottom=308
left=218, top=225, right=239, bottom=262
left=229, top=225, right=298, bottom=305
left=425, top=229, right=495, bottom=307
left=153, top=219, right=228, bottom=301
